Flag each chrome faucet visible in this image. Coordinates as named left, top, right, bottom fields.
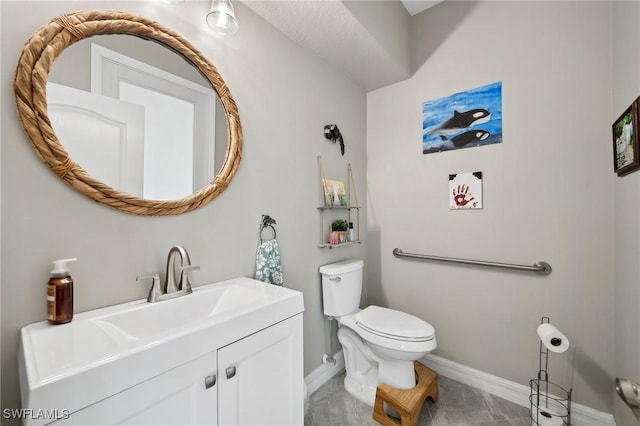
left=165, top=245, right=191, bottom=293
left=137, top=245, right=200, bottom=303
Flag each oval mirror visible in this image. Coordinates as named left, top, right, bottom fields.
left=14, top=10, right=242, bottom=216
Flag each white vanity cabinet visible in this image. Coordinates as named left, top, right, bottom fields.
left=53, top=314, right=303, bottom=426
left=19, top=278, right=304, bottom=426
left=218, top=315, right=304, bottom=425
left=53, top=351, right=219, bottom=425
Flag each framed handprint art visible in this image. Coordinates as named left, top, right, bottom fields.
left=449, top=172, right=482, bottom=209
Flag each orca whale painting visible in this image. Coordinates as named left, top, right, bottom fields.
left=423, top=82, right=502, bottom=154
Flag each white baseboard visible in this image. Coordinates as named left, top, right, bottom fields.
left=304, top=350, right=345, bottom=397
left=421, top=354, right=616, bottom=426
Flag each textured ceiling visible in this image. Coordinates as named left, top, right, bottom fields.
left=243, top=0, right=430, bottom=91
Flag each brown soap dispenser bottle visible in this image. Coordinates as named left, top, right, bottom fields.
left=47, top=258, right=77, bottom=324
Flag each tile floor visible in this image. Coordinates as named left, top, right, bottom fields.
left=305, top=369, right=531, bottom=426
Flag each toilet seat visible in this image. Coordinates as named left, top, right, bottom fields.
left=338, top=306, right=436, bottom=354
left=355, top=306, right=435, bottom=342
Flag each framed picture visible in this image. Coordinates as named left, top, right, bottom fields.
left=423, top=82, right=502, bottom=154
left=613, top=99, right=640, bottom=176
left=449, top=172, right=483, bottom=209
left=323, top=179, right=347, bottom=207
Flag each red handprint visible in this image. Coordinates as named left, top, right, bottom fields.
left=453, top=184, right=475, bottom=207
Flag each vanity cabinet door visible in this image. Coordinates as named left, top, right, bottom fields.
left=53, top=351, right=218, bottom=425
left=217, top=314, right=303, bottom=426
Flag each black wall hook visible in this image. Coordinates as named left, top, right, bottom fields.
left=324, top=124, right=345, bottom=155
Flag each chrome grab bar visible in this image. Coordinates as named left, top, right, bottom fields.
left=392, top=248, right=552, bottom=275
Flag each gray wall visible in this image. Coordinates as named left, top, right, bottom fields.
left=613, top=2, right=640, bottom=424
left=0, top=0, right=367, bottom=417
left=367, top=1, right=614, bottom=413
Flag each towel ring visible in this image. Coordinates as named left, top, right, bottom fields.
left=259, top=214, right=277, bottom=243
left=260, top=225, right=276, bottom=242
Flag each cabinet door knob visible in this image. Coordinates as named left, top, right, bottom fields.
left=204, top=374, right=217, bottom=389
left=225, top=366, right=237, bottom=379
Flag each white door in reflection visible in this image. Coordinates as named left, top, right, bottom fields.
left=91, top=44, right=216, bottom=200
left=119, top=82, right=194, bottom=200
left=47, top=82, right=146, bottom=196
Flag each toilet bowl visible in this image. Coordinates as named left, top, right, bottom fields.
left=320, top=259, right=437, bottom=406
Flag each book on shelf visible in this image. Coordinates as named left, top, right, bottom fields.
left=323, top=179, right=348, bottom=207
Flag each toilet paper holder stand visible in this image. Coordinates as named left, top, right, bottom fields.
left=529, top=316, right=572, bottom=426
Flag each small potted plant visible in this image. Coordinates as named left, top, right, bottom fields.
left=330, top=220, right=349, bottom=244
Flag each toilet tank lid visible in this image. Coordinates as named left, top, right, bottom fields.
left=319, top=259, right=364, bottom=275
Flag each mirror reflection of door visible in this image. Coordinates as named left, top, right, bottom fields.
left=91, top=44, right=216, bottom=200
left=47, top=82, right=146, bottom=196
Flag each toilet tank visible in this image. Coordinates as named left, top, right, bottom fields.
left=319, top=259, right=364, bottom=317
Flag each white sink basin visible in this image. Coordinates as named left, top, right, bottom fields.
left=91, top=281, right=272, bottom=340
left=19, top=277, right=304, bottom=424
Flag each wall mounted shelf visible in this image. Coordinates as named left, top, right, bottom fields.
left=317, top=206, right=361, bottom=248
left=317, top=154, right=361, bottom=248
left=318, top=241, right=362, bottom=249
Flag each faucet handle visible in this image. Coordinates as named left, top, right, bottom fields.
left=137, top=273, right=161, bottom=303
left=179, top=265, right=199, bottom=293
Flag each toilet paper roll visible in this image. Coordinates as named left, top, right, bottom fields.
left=537, top=323, right=570, bottom=353
left=533, top=408, right=564, bottom=426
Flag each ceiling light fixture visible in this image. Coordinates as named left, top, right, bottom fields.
left=206, top=0, right=239, bottom=35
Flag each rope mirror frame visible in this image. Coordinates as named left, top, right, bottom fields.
left=13, top=10, right=243, bottom=216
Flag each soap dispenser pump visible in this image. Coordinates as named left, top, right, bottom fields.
left=47, top=258, right=77, bottom=324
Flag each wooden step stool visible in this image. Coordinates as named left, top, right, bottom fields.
left=372, top=362, right=438, bottom=426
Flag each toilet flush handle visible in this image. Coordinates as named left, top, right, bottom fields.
left=329, top=276, right=341, bottom=283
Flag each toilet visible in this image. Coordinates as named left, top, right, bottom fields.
left=320, top=259, right=437, bottom=406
